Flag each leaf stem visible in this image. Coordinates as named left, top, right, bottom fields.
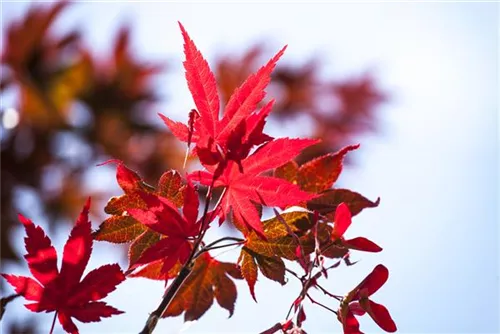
left=49, top=311, right=57, bottom=334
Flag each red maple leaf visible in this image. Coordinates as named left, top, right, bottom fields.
left=1, top=199, right=125, bottom=334
left=160, top=22, right=285, bottom=166
left=338, top=264, right=396, bottom=334
left=125, top=181, right=202, bottom=275
left=190, top=137, right=319, bottom=237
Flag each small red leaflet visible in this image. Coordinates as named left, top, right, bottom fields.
left=338, top=264, right=397, bottom=333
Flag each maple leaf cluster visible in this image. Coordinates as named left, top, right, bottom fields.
left=1, top=1, right=385, bottom=275
left=2, top=18, right=395, bottom=334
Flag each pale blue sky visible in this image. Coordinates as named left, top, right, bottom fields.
left=1, top=2, right=498, bottom=333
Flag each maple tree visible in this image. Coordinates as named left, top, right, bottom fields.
left=1, top=5, right=394, bottom=334
left=1, top=1, right=385, bottom=268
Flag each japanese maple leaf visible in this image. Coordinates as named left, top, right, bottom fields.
left=275, top=144, right=360, bottom=193
left=125, top=181, right=202, bottom=275
left=190, top=137, right=319, bottom=237
left=338, top=264, right=397, bottom=333
left=330, top=202, right=382, bottom=253
left=162, top=252, right=242, bottom=321
left=94, top=162, right=190, bottom=279
left=160, top=22, right=285, bottom=166
left=239, top=211, right=316, bottom=300
left=1, top=199, right=125, bottom=334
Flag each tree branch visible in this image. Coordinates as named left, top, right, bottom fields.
left=138, top=177, right=223, bottom=333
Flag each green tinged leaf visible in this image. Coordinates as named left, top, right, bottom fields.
left=93, top=216, right=146, bottom=244
left=162, top=253, right=242, bottom=321
left=128, top=230, right=161, bottom=267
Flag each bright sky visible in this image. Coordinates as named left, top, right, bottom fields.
left=1, top=2, right=498, bottom=334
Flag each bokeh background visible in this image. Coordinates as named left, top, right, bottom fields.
left=1, top=1, right=498, bottom=333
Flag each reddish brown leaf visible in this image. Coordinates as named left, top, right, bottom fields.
left=308, top=188, right=380, bottom=217
left=162, top=253, right=242, bottom=321
left=274, top=160, right=299, bottom=184
left=128, top=230, right=161, bottom=268
left=297, top=144, right=359, bottom=193
left=238, top=211, right=315, bottom=298
left=93, top=216, right=146, bottom=244
left=157, top=170, right=185, bottom=207
left=96, top=163, right=191, bottom=274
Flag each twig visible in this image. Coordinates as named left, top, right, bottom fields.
left=199, top=236, right=245, bottom=253
left=259, top=322, right=283, bottom=334
left=315, top=283, right=342, bottom=301
left=306, top=294, right=337, bottom=315
left=49, top=311, right=58, bottom=334
left=198, top=240, right=245, bottom=254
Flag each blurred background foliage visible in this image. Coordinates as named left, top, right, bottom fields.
left=0, top=2, right=385, bottom=327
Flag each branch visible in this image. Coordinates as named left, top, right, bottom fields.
left=198, top=240, right=245, bottom=254
left=139, top=176, right=224, bottom=333
left=306, top=293, right=337, bottom=315
left=199, top=236, right=245, bottom=253
left=139, top=265, right=193, bottom=334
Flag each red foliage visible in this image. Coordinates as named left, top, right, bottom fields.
left=1, top=199, right=125, bottom=333
left=338, top=265, right=397, bottom=333
left=1, top=17, right=394, bottom=334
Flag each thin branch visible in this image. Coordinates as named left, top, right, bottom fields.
left=259, top=322, right=283, bottom=334
left=199, top=240, right=245, bottom=254
left=200, top=236, right=245, bottom=253
left=306, top=293, right=338, bottom=315
left=285, top=268, right=300, bottom=281
left=315, top=283, right=342, bottom=301
left=49, top=311, right=57, bottom=334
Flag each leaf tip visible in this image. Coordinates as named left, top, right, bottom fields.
left=17, top=213, right=32, bottom=227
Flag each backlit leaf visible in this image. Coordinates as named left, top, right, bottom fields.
left=162, top=253, right=242, bottom=321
